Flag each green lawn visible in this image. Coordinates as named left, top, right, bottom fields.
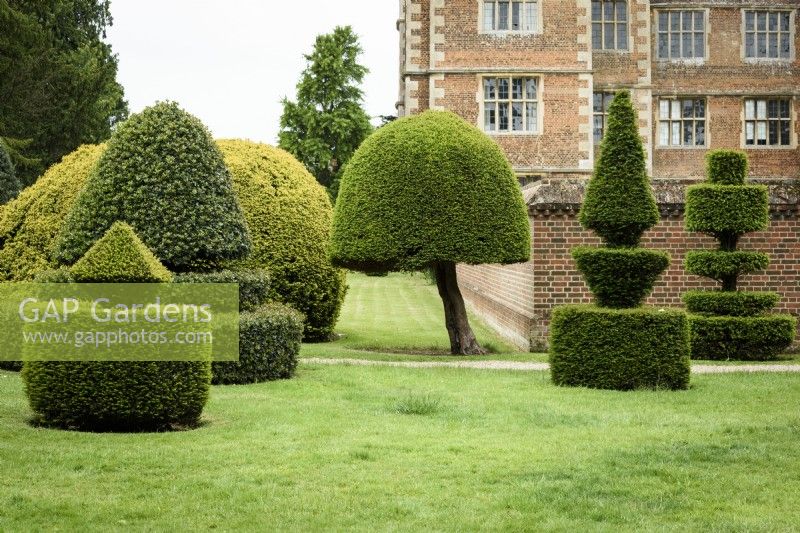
left=1, top=366, right=799, bottom=530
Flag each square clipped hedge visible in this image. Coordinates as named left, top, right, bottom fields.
left=550, top=306, right=690, bottom=391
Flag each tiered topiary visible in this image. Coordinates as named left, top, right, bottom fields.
left=54, top=102, right=250, bottom=271
left=549, top=91, right=690, bottom=391
left=217, top=139, right=346, bottom=341
left=0, top=140, right=21, bottom=205
left=22, top=222, right=212, bottom=431
left=0, top=144, right=104, bottom=281
left=684, top=150, right=796, bottom=360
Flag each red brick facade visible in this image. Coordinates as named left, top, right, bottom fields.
left=398, top=0, right=800, bottom=350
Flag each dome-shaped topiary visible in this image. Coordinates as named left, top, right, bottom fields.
left=217, top=139, right=346, bottom=341
left=54, top=102, right=250, bottom=271
left=579, top=91, right=659, bottom=247
left=330, top=110, right=530, bottom=355
left=0, top=144, right=105, bottom=281
left=0, top=141, right=21, bottom=205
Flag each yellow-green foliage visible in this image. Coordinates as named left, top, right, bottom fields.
left=71, top=222, right=172, bottom=283
left=0, top=144, right=105, bottom=281
left=217, top=139, right=346, bottom=341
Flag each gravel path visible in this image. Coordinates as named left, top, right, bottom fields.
left=303, top=358, right=800, bottom=374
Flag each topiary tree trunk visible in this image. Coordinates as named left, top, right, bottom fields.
left=434, top=261, right=485, bottom=355
left=683, top=150, right=796, bottom=360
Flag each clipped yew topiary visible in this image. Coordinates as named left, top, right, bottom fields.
left=22, top=223, right=211, bottom=431
left=0, top=140, right=21, bottom=205
left=550, top=91, right=690, bottom=391
left=54, top=102, right=250, bottom=271
left=216, top=140, right=346, bottom=341
left=330, top=110, right=530, bottom=354
left=683, top=150, right=796, bottom=360
left=0, top=144, right=105, bottom=281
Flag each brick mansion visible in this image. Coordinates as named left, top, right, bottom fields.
left=396, top=0, right=800, bottom=350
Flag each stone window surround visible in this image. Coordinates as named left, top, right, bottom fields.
left=478, top=0, right=542, bottom=36
left=653, top=8, right=710, bottom=64
left=657, top=96, right=709, bottom=149
left=741, top=96, right=797, bottom=150
left=477, top=73, right=545, bottom=136
left=591, top=0, right=631, bottom=53
left=741, top=9, right=796, bottom=63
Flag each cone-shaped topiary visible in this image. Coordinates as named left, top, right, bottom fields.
left=54, top=102, right=250, bottom=271
left=330, top=110, right=530, bottom=354
left=22, top=224, right=211, bottom=431
left=216, top=140, right=346, bottom=341
left=0, top=145, right=105, bottom=281
left=551, top=91, right=689, bottom=391
left=579, top=91, right=659, bottom=248
left=70, top=222, right=172, bottom=283
left=683, top=150, right=795, bottom=360
left=0, top=140, right=21, bottom=205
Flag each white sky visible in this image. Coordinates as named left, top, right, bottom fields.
left=106, top=0, right=400, bottom=144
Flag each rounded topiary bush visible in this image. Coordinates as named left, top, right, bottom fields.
left=0, top=140, right=21, bottom=205
left=550, top=306, right=690, bottom=390
left=23, top=222, right=211, bottom=431
left=55, top=102, right=250, bottom=271
left=212, top=303, right=304, bottom=385
left=0, top=144, right=105, bottom=281
left=217, top=139, right=346, bottom=341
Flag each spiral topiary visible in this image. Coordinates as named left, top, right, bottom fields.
left=683, top=150, right=796, bottom=360
left=216, top=139, right=346, bottom=341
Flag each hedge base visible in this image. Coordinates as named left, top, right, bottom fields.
left=22, top=361, right=211, bottom=432
left=689, top=314, right=797, bottom=360
left=550, top=306, right=690, bottom=391
left=212, top=303, right=304, bottom=385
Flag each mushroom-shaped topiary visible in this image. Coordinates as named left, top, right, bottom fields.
left=216, top=139, right=346, bottom=341
left=330, top=110, right=530, bottom=354
left=0, top=140, right=21, bottom=206
left=54, top=102, right=250, bottom=271
left=0, top=145, right=105, bottom=282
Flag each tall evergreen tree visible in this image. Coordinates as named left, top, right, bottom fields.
left=278, top=26, right=373, bottom=198
left=0, top=0, right=128, bottom=184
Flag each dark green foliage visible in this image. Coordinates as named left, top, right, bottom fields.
left=685, top=184, right=769, bottom=239
left=550, top=306, right=690, bottom=390
left=0, top=361, right=22, bottom=372
left=279, top=26, right=373, bottom=196
left=22, top=361, right=211, bottom=431
left=685, top=251, right=770, bottom=282
left=54, top=102, right=250, bottom=271
left=70, top=222, right=172, bottom=283
left=689, top=315, right=796, bottom=360
left=706, top=150, right=749, bottom=186
left=330, top=110, right=530, bottom=272
left=174, top=269, right=270, bottom=312
left=211, top=304, right=304, bottom=385
left=0, top=141, right=21, bottom=204
left=572, top=247, right=670, bottom=308
left=0, top=0, right=127, bottom=184
left=218, top=140, right=346, bottom=341
left=578, top=91, right=659, bottom=247
left=683, top=291, right=780, bottom=317
left=23, top=223, right=211, bottom=431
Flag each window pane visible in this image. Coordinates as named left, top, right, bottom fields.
left=745, top=12, right=755, bottom=31
left=617, top=23, right=627, bottom=49
left=498, top=78, right=509, bottom=99
left=670, top=12, right=680, bottom=31
left=671, top=100, right=681, bottom=119
left=683, top=122, right=693, bottom=146
left=781, top=13, right=790, bottom=32
left=483, top=2, right=495, bottom=31
left=604, top=23, right=615, bottom=48
left=499, top=103, right=509, bottom=131
left=695, top=121, right=705, bottom=146
left=781, top=34, right=790, bottom=58
left=671, top=122, right=680, bottom=145
left=769, top=33, right=778, bottom=58
left=526, top=78, right=538, bottom=99
left=484, top=78, right=496, bottom=99
left=512, top=102, right=523, bottom=131
left=769, top=121, right=778, bottom=145
left=498, top=1, right=509, bottom=30
left=745, top=33, right=755, bottom=57
left=781, top=120, right=790, bottom=145
left=768, top=100, right=779, bottom=119
left=591, top=0, right=601, bottom=22
left=592, top=23, right=602, bottom=48
left=484, top=103, right=496, bottom=131
left=694, top=11, right=704, bottom=31
left=745, top=100, right=755, bottom=120
left=757, top=121, right=767, bottom=144
left=694, top=33, right=704, bottom=58
left=757, top=33, right=767, bottom=57
left=757, top=12, right=767, bottom=31
left=682, top=33, right=693, bottom=58
left=604, top=92, right=615, bottom=109
left=594, top=116, right=604, bottom=143
left=660, top=122, right=669, bottom=145
left=658, top=12, right=668, bottom=31
left=746, top=122, right=755, bottom=144
left=682, top=99, right=694, bottom=118
left=757, top=100, right=767, bottom=119
left=511, top=1, right=521, bottom=30
left=527, top=102, right=538, bottom=132
left=593, top=92, right=603, bottom=113
left=769, top=13, right=778, bottom=32
left=524, top=2, right=537, bottom=31
left=658, top=33, right=668, bottom=58
left=659, top=100, right=670, bottom=119
left=604, top=0, right=614, bottom=20
left=512, top=78, right=523, bottom=99
left=682, top=12, right=692, bottom=31
left=780, top=100, right=790, bottom=119
left=616, top=2, right=627, bottom=22
left=670, top=32, right=680, bottom=58
left=695, top=99, right=705, bottom=118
